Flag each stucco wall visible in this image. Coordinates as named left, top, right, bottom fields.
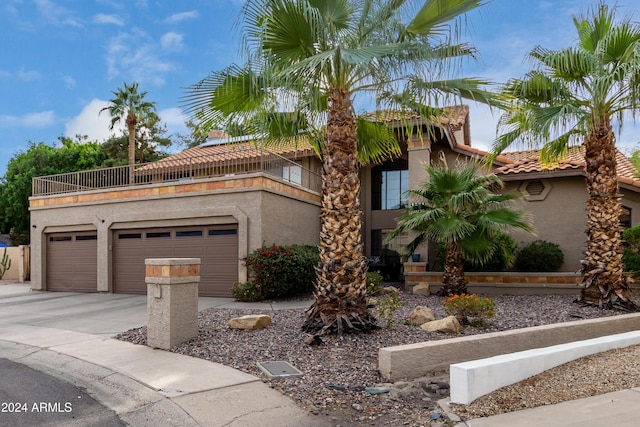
left=505, top=177, right=586, bottom=270
left=30, top=174, right=320, bottom=292
left=0, top=247, right=20, bottom=280
left=260, top=190, right=320, bottom=249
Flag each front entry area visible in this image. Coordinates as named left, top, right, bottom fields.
left=112, top=225, right=239, bottom=297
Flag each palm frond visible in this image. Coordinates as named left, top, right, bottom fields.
left=407, top=0, right=484, bottom=36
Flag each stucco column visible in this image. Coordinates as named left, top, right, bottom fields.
left=30, top=225, right=44, bottom=291
left=145, top=258, right=200, bottom=350
left=96, top=224, right=110, bottom=292
left=406, top=135, right=432, bottom=264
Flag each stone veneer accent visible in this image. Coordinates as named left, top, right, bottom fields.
left=145, top=258, right=200, bottom=350
left=30, top=174, right=320, bottom=208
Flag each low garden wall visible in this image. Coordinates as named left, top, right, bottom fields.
left=379, top=312, right=640, bottom=381
left=403, top=262, right=640, bottom=295
left=0, top=246, right=30, bottom=282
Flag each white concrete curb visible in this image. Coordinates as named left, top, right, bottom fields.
left=449, top=330, right=640, bottom=404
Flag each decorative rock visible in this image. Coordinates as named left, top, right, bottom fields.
left=228, top=314, right=272, bottom=330
left=351, top=403, right=363, bottom=412
left=412, top=282, right=430, bottom=295
left=407, top=306, right=435, bottom=325
left=304, top=335, right=324, bottom=346
left=382, top=285, right=400, bottom=294
left=420, top=316, right=462, bottom=334
left=365, top=386, right=391, bottom=395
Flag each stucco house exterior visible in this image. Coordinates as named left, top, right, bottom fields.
left=29, top=106, right=640, bottom=296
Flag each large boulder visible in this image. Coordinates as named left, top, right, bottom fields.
left=407, top=306, right=435, bottom=325
left=420, top=316, right=462, bottom=334
left=228, top=314, right=272, bottom=330
left=412, top=282, right=430, bottom=295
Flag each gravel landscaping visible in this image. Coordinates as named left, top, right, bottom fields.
left=115, top=292, right=634, bottom=427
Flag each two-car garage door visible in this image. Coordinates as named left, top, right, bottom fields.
left=112, top=225, right=238, bottom=297
left=46, top=225, right=238, bottom=297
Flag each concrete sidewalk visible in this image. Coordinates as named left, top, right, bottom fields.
left=0, top=281, right=328, bottom=426
left=442, top=387, right=640, bottom=427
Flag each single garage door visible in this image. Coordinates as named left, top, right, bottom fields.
left=112, top=225, right=238, bottom=296
left=47, top=231, right=98, bottom=292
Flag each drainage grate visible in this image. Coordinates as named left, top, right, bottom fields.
left=257, top=361, right=304, bottom=379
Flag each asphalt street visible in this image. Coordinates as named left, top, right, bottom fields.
left=0, top=358, right=124, bottom=427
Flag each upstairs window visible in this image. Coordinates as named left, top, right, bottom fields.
left=372, top=160, right=409, bottom=210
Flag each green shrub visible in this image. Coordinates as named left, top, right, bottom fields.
left=366, top=271, right=384, bottom=295
left=376, top=289, right=405, bottom=328
left=443, top=294, right=496, bottom=327
left=230, top=282, right=261, bottom=302
left=622, top=225, right=640, bottom=275
left=436, top=232, right=518, bottom=272
left=515, top=240, right=564, bottom=272
left=240, top=244, right=319, bottom=301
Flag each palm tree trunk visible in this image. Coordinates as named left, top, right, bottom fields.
left=580, top=118, right=636, bottom=310
left=303, top=89, right=377, bottom=334
left=127, top=112, right=136, bottom=185
left=439, top=243, right=468, bottom=296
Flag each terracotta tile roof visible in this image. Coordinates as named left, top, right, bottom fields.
left=366, top=105, right=469, bottom=128
left=494, top=145, right=640, bottom=188
left=139, top=136, right=316, bottom=171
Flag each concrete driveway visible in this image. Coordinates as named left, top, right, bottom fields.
left=0, top=281, right=234, bottom=336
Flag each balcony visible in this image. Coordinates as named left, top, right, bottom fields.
left=32, top=148, right=321, bottom=198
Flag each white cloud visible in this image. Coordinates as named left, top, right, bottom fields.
left=160, top=32, right=183, bottom=51
left=159, top=107, right=188, bottom=134
left=17, top=70, right=42, bottom=82
left=0, top=111, right=55, bottom=128
left=105, top=29, right=176, bottom=86
left=60, top=74, right=76, bottom=89
left=35, top=0, right=83, bottom=27
left=64, top=99, right=125, bottom=142
left=164, top=10, right=199, bottom=24
left=93, top=13, right=124, bottom=26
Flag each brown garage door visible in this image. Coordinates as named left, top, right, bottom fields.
left=112, top=225, right=238, bottom=296
left=46, top=231, right=98, bottom=292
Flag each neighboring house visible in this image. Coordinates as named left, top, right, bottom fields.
left=29, top=106, right=640, bottom=296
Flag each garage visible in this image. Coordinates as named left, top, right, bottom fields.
left=112, top=225, right=238, bottom=297
left=46, top=231, right=98, bottom=292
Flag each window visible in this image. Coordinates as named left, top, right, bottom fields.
left=621, top=206, right=632, bottom=229
left=372, top=160, right=409, bottom=210
left=282, top=164, right=302, bottom=186
left=76, top=235, right=97, bottom=241
left=146, top=232, right=171, bottom=238
left=208, top=229, right=238, bottom=236
left=176, top=230, right=203, bottom=237
left=118, top=233, right=142, bottom=239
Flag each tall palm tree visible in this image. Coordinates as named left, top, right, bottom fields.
left=388, top=160, right=532, bottom=295
left=183, top=0, right=496, bottom=334
left=100, top=82, right=156, bottom=183
left=488, top=2, right=640, bottom=310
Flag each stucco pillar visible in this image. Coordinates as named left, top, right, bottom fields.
left=145, top=258, right=200, bottom=350
left=30, top=224, right=44, bottom=291
left=406, top=135, right=432, bottom=263
left=96, top=224, right=110, bottom=292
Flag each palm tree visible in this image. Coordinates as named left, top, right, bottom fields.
left=388, top=160, right=532, bottom=295
left=100, top=82, right=156, bottom=183
left=183, top=0, right=496, bottom=334
left=488, top=2, right=640, bottom=310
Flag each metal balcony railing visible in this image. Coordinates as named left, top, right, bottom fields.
left=32, top=149, right=321, bottom=197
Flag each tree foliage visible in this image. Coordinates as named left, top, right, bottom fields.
left=388, top=159, right=532, bottom=295
left=0, top=138, right=107, bottom=243
left=488, top=2, right=640, bottom=308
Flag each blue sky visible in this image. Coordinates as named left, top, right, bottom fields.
left=2, top=0, right=640, bottom=177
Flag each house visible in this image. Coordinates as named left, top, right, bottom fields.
left=28, top=106, right=640, bottom=296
